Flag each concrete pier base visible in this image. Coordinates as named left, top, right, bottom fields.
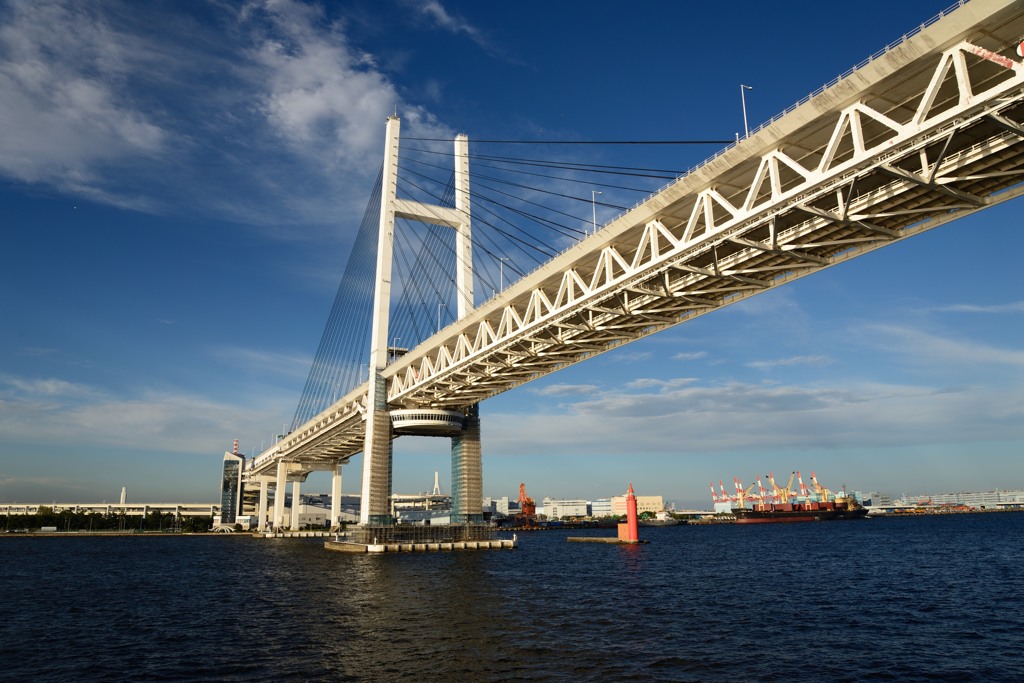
left=325, top=537, right=517, bottom=553
left=257, top=530, right=334, bottom=539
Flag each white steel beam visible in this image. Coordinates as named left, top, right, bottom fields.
left=247, top=1, right=1024, bottom=474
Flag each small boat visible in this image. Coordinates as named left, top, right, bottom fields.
left=639, top=511, right=680, bottom=526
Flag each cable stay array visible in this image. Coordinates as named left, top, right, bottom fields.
left=291, top=138, right=724, bottom=427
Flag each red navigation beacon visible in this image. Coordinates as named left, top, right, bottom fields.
left=617, top=483, right=640, bottom=543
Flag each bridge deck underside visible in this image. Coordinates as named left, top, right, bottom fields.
left=394, top=69, right=1024, bottom=408
left=252, top=2, right=1024, bottom=474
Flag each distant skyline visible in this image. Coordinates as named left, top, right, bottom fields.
left=2, top=0, right=1021, bottom=509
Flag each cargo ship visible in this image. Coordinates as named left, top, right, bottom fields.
left=712, top=470, right=868, bottom=524
left=732, top=498, right=868, bottom=524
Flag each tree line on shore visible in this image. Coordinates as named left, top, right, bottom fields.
left=3, top=506, right=213, bottom=533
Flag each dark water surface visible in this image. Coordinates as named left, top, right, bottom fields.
left=2, top=513, right=1022, bottom=682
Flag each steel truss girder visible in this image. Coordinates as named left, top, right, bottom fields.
left=386, top=35, right=1024, bottom=408
left=256, top=12, right=1024, bottom=467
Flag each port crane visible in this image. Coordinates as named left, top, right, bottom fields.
left=796, top=471, right=811, bottom=499
left=518, top=482, right=536, bottom=517
left=767, top=471, right=797, bottom=503
left=732, top=478, right=757, bottom=508
left=754, top=475, right=769, bottom=509
left=810, top=471, right=833, bottom=502
left=709, top=481, right=728, bottom=504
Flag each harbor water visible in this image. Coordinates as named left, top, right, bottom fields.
left=2, top=512, right=1022, bottom=682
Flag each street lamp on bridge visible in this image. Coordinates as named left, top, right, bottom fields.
left=498, top=256, right=510, bottom=292
left=591, top=190, right=602, bottom=235
left=740, top=84, right=753, bottom=138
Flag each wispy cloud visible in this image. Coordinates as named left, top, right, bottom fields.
left=672, top=350, right=708, bottom=361
left=862, top=323, right=1024, bottom=369
left=207, top=345, right=312, bottom=381
left=0, top=0, right=454, bottom=229
left=486, top=375, right=1024, bottom=457
left=603, top=350, right=652, bottom=364
left=0, top=2, right=167, bottom=189
left=0, top=373, right=290, bottom=454
left=2, top=375, right=102, bottom=401
left=746, top=355, right=831, bottom=370
left=625, top=377, right=696, bottom=390
left=404, top=0, right=492, bottom=52
left=532, top=383, right=600, bottom=397
left=934, top=301, right=1024, bottom=314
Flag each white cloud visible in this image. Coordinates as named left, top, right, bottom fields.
left=485, top=375, right=1024, bottom=457
left=247, top=0, right=454, bottom=173
left=0, top=374, right=289, bottom=455
left=672, top=350, right=708, bottom=361
left=746, top=355, right=831, bottom=370
left=532, top=383, right=600, bottom=396
left=862, top=323, right=1024, bottom=369
left=408, top=0, right=490, bottom=50
left=935, top=301, right=1024, bottom=314
left=625, top=377, right=696, bottom=390
left=0, top=0, right=455, bottom=226
left=0, top=2, right=167, bottom=186
left=207, top=345, right=312, bottom=381
left=2, top=375, right=101, bottom=400
left=603, top=350, right=652, bottom=364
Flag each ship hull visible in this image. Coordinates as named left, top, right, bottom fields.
left=732, top=507, right=868, bottom=524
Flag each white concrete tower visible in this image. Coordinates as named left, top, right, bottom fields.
left=453, top=133, right=473, bottom=318
left=359, top=115, right=401, bottom=526
left=359, top=117, right=483, bottom=527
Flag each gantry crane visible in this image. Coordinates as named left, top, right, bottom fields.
left=810, top=471, right=833, bottom=502
left=767, top=471, right=797, bottom=503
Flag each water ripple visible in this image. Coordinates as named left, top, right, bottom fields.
left=2, top=514, right=1023, bottom=681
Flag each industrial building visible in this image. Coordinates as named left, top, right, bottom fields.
left=611, top=494, right=664, bottom=517
left=542, top=498, right=589, bottom=519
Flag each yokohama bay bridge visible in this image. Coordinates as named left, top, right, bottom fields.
left=230, top=0, right=1024, bottom=534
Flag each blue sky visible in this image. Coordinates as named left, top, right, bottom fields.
left=2, top=0, right=1021, bottom=509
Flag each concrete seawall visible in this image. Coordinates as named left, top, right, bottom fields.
left=325, top=538, right=517, bottom=553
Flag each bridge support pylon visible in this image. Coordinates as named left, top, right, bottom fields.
left=273, top=459, right=287, bottom=530
left=359, top=113, right=481, bottom=529
left=360, top=372, right=394, bottom=525
left=359, top=114, right=401, bottom=526
left=451, top=404, right=484, bottom=524
left=257, top=477, right=269, bottom=531
left=330, top=462, right=343, bottom=529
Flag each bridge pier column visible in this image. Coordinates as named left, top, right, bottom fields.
left=331, top=464, right=343, bottom=528
left=451, top=404, right=484, bottom=524
left=273, top=460, right=286, bottom=531
left=258, top=478, right=269, bottom=531
left=290, top=479, right=302, bottom=531
left=360, top=373, right=394, bottom=525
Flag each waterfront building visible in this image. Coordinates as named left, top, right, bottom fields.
left=590, top=498, right=613, bottom=517
left=542, top=498, right=588, bottom=520
left=862, top=491, right=895, bottom=507
left=897, top=489, right=1024, bottom=509
left=1, top=502, right=218, bottom=518
left=611, top=494, right=663, bottom=516
left=219, top=451, right=245, bottom=526
left=483, top=496, right=511, bottom=518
